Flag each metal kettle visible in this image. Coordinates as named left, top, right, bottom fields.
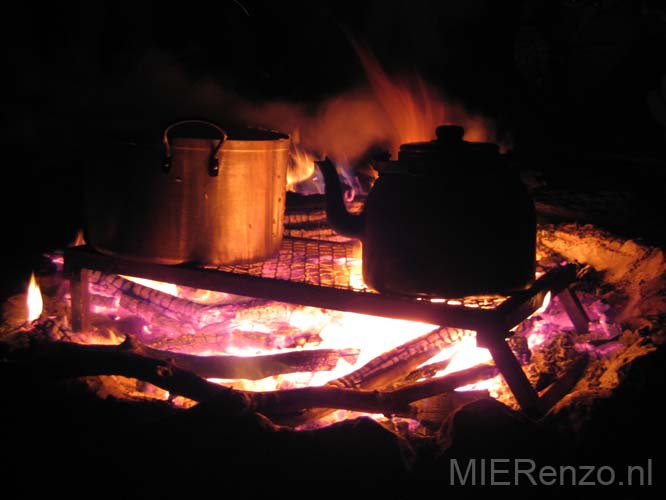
left=318, top=125, right=536, bottom=297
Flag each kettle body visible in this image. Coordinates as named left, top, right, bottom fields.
left=320, top=125, right=536, bottom=297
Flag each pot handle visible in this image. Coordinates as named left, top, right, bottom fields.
left=161, top=119, right=227, bottom=176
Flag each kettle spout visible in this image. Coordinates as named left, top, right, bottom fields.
left=316, top=157, right=364, bottom=238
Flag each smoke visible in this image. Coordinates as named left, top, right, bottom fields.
left=92, top=45, right=499, bottom=193
left=236, top=48, right=499, bottom=163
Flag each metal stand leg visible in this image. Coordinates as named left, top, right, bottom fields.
left=559, top=288, right=590, bottom=333
left=479, top=330, right=541, bottom=417
left=70, top=267, right=91, bottom=332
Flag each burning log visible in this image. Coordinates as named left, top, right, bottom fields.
left=62, top=315, right=357, bottom=379
left=90, top=271, right=208, bottom=317
left=330, top=327, right=472, bottom=390
left=399, top=358, right=455, bottom=385
left=127, top=337, right=360, bottom=379
left=89, top=271, right=250, bottom=326
left=250, top=364, right=498, bottom=416
left=0, top=335, right=495, bottom=419
left=410, top=390, right=491, bottom=429
left=88, top=299, right=324, bottom=353
left=274, top=327, right=474, bottom=425
left=220, top=327, right=320, bottom=350
left=1, top=336, right=247, bottom=410
left=89, top=294, right=198, bottom=338
left=88, top=293, right=117, bottom=309
left=89, top=271, right=332, bottom=342
left=149, top=327, right=322, bottom=353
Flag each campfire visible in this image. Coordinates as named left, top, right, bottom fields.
left=3, top=39, right=665, bottom=486
left=3, top=214, right=661, bottom=433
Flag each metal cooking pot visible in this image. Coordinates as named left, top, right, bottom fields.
left=319, top=125, right=536, bottom=297
left=84, top=120, right=290, bottom=265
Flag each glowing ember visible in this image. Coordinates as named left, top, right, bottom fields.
left=27, top=272, right=43, bottom=322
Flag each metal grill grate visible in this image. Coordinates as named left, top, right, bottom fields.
left=211, top=237, right=365, bottom=291
left=284, top=204, right=359, bottom=242
left=209, top=236, right=508, bottom=310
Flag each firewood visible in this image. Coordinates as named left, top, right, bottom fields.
left=397, top=358, right=455, bottom=386
left=2, top=337, right=249, bottom=412
left=88, top=301, right=325, bottom=355
left=89, top=294, right=198, bottom=338
left=65, top=318, right=357, bottom=380
left=126, top=336, right=360, bottom=379
left=408, top=390, right=490, bottom=429
left=89, top=271, right=246, bottom=326
left=329, top=327, right=473, bottom=390
left=89, top=271, right=210, bottom=318
left=537, top=352, right=589, bottom=413
left=1, top=335, right=495, bottom=419
left=90, top=271, right=334, bottom=337
left=251, top=363, right=498, bottom=416
left=275, top=327, right=474, bottom=425
left=147, top=327, right=322, bottom=353
left=220, top=327, right=321, bottom=350
left=88, top=293, right=117, bottom=309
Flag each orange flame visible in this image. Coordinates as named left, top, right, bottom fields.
left=288, top=143, right=317, bottom=190
left=533, top=291, right=552, bottom=316
left=68, top=229, right=86, bottom=247
left=239, top=44, right=499, bottom=180
left=27, top=272, right=43, bottom=322
left=352, top=41, right=497, bottom=157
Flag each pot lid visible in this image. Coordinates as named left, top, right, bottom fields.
left=170, top=123, right=288, bottom=141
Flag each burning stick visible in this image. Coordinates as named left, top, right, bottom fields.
left=90, top=271, right=207, bottom=316
left=89, top=271, right=328, bottom=340
left=330, top=327, right=472, bottom=390
left=126, top=336, right=360, bottom=379
left=274, top=327, right=474, bottom=425
left=88, top=271, right=246, bottom=326
left=54, top=319, right=358, bottom=380
left=249, top=363, right=498, bottom=416
left=89, top=294, right=198, bottom=339
left=399, top=358, right=455, bottom=385
left=1, top=335, right=495, bottom=420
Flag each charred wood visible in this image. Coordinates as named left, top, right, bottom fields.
left=128, top=337, right=360, bottom=379
left=274, top=327, right=474, bottom=425
left=329, top=327, right=473, bottom=390
left=252, top=363, right=498, bottom=416
left=89, top=271, right=266, bottom=327
left=398, top=358, right=455, bottom=386
left=1, top=335, right=495, bottom=422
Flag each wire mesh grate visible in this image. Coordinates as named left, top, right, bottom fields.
left=209, top=236, right=508, bottom=309
left=209, top=237, right=366, bottom=291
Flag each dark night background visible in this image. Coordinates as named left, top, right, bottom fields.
left=3, top=0, right=666, bottom=294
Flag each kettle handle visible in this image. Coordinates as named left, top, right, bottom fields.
left=161, top=119, right=228, bottom=176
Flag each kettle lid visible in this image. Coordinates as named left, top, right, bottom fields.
left=399, top=125, right=499, bottom=159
